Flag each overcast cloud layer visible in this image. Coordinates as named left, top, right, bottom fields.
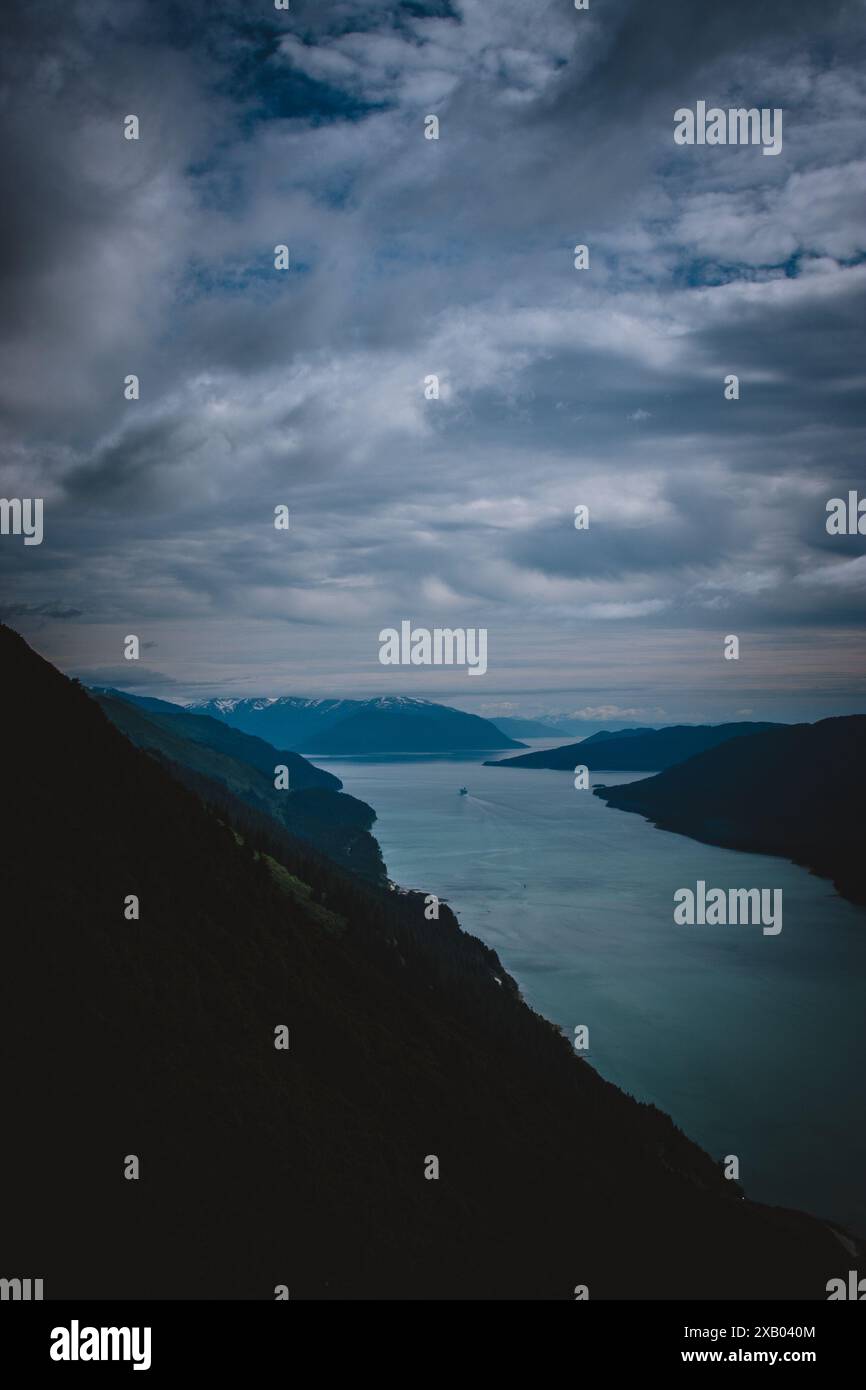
left=1, top=0, right=864, bottom=723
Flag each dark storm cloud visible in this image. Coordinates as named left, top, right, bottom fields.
left=509, top=477, right=747, bottom=580
left=71, top=663, right=182, bottom=690
left=0, top=0, right=864, bottom=714
left=0, top=600, right=82, bottom=621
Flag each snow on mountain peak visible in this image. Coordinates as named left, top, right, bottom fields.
left=368, top=695, right=433, bottom=709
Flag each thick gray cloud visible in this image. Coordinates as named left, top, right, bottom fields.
left=1, top=0, right=864, bottom=721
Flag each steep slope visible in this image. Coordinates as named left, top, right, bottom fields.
left=95, top=691, right=341, bottom=789
left=93, top=692, right=383, bottom=881
left=486, top=721, right=783, bottom=771
left=91, top=686, right=195, bottom=717
left=595, top=717, right=866, bottom=906
left=1, top=625, right=855, bottom=1299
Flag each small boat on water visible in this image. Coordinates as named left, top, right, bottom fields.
left=458, top=786, right=468, bottom=796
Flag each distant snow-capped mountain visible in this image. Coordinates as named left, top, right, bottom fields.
left=184, top=694, right=523, bottom=753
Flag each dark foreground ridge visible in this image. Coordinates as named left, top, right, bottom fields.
left=485, top=721, right=783, bottom=771
left=93, top=690, right=386, bottom=883
left=1, top=624, right=857, bottom=1298
left=596, top=717, right=866, bottom=907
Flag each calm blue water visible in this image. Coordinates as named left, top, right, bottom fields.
left=316, top=743, right=866, bottom=1234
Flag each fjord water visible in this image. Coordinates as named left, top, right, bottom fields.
left=317, top=745, right=866, bottom=1235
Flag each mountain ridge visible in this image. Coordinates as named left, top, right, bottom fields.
left=92, top=691, right=385, bottom=881
left=181, top=693, right=525, bottom=753
left=485, top=721, right=784, bottom=772
left=595, top=716, right=866, bottom=906
left=4, top=621, right=856, bottom=1298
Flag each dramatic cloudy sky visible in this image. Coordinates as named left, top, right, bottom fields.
left=1, top=0, right=864, bottom=723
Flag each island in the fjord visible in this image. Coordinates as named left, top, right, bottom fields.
left=485, top=721, right=783, bottom=771
left=595, top=717, right=866, bottom=907
left=3, top=622, right=859, bottom=1299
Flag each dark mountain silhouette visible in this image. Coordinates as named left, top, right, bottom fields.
left=595, top=716, right=866, bottom=906
left=580, top=726, right=660, bottom=744
left=486, top=721, right=783, bottom=772
left=94, top=690, right=341, bottom=790
left=306, top=701, right=524, bottom=754
left=91, top=687, right=197, bottom=717
left=2, top=625, right=856, bottom=1298
left=93, top=691, right=383, bottom=881
left=186, top=693, right=525, bottom=753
